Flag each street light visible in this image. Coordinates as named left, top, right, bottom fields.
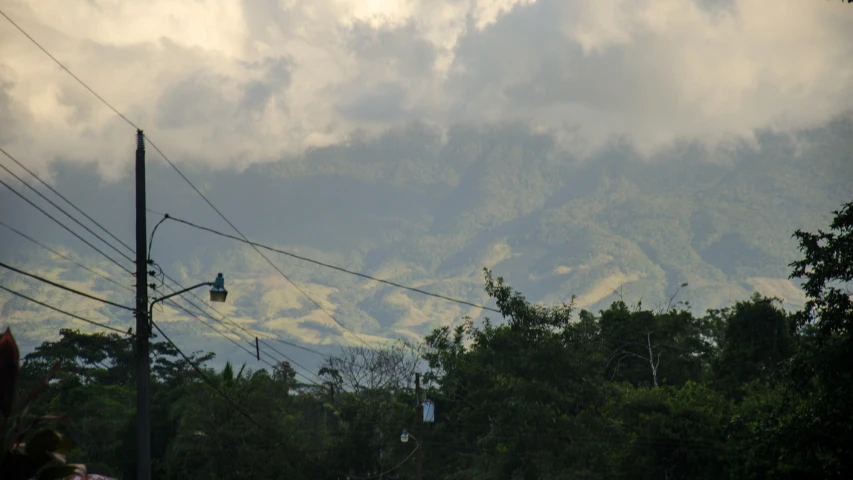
left=209, top=273, right=227, bottom=302
left=401, top=428, right=414, bottom=443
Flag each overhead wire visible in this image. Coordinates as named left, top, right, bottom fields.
left=164, top=297, right=313, bottom=383
left=158, top=297, right=257, bottom=359
left=140, top=160, right=377, bottom=350
left=271, top=337, right=326, bottom=357
left=161, top=294, right=303, bottom=381
left=0, top=284, right=132, bottom=335
left=154, top=263, right=328, bottom=359
left=0, top=219, right=133, bottom=293
left=147, top=215, right=169, bottom=261
left=0, top=9, right=141, bottom=131
left=0, top=9, right=722, bottom=472
left=161, top=213, right=502, bottom=314
left=150, top=275, right=320, bottom=383
left=149, top=320, right=267, bottom=431
left=0, top=176, right=133, bottom=275
left=154, top=273, right=324, bottom=385
left=0, top=260, right=134, bottom=311
left=0, top=151, right=135, bottom=264
left=0, top=145, right=134, bottom=255
left=3, top=5, right=394, bottom=384
left=1, top=5, right=385, bottom=350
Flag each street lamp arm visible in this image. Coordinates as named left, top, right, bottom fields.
left=149, top=282, right=213, bottom=314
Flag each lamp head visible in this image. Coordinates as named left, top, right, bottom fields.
left=400, top=428, right=409, bottom=443
left=209, top=273, right=228, bottom=302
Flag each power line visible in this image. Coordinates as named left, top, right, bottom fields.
left=270, top=338, right=326, bottom=357
left=143, top=144, right=377, bottom=350
left=156, top=284, right=312, bottom=382
left=162, top=214, right=502, bottom=314
left=156, top=267, right=327, bottom=359
left=0, top=260, right=134, bottom=311
left=0, top=176, right=133, bottom=275
left=256, top=337, right=323, bottom=385
left=160, top=297, right=257, bottom=359
left=2, top=7, right=377, bottom=350
left=154, top=273, right=323, bottom=384
left=0, top=219, right=133, bottom=293
left=1, top=6, right=376, bottom=350
left=147, top=215, right=169, bottom=261
left=0, top=9, right=140, bottom=131
left=154, top=273, right=262, bottom=344
left=165, top=296, right=318, bottom=384
left=149, top=320, right=267, bottom=431
left=0, top=150, right=134, bottom=264
left=0, top=284, right=132, bottom=335
left=158, top=275, right=329, bottom=384
left=0, top=146, right=134, bottom=254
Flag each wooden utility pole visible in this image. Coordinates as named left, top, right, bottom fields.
left=134, top=129, right=151, bottom=480
left=415, top=373, right=423, bottom=480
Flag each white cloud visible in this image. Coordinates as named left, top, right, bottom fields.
left=0, top=0, right=851, bottom=179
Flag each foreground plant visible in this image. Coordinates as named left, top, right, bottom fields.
left=0, top=328, right=86, bottom=480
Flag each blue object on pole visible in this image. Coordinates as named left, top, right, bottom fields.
left=423, top=399, right=435, bottom=423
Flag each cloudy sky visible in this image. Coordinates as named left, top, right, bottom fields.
left=1, top=0, right=852, bottom=180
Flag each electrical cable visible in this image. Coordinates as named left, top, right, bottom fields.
left=0, top=219, right=133, bottom=293
left=0, top=9, right=141, bottom=131
left=0, top=284, right=132, bottom=335
left=143, top=177, right=376, bottom=350
left=156, top=266, right=328, bottom=362
left=0, top=153, right=134, bottom=264
left=5, top=6, right=408, bottom=386
left=149, top=320, right=267, bottom=431
left=270, top=337, right=326, bottom=357
left=1, top=8, right=729, bottom=471
left=158, top=297, right=257, bottom=359
left=0, top=145, right=134, bottom=254
left=0, top=260, right=135, bottom=311
left=147, top=215, right=169, bottom=261
left=1, top=5, right=378, bottom=349
left=0, top=176, right=133, bottom=275
left=162, top=214, right=502, bottom=314
left=154, top=274, right=323, bottom=385
left=160, top=294, right=284, bottom=377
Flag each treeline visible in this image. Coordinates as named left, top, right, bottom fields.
left=12, top=202, right=853, bottom=479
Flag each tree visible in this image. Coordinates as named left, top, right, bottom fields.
left=421, top=269, right=609, bottom=479
left=318, top=340, right=421, bottom=397
left=711, top=293, right=795, bottom=396
left=776, top=201, right=853, bottom=477
left=599, top=301, right=713, bottom=388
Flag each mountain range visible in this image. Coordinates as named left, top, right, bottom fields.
left=1, top=117, right=851, bottom=371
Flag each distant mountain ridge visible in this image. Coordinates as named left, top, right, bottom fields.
left=1, top=119, right=851, bottom=368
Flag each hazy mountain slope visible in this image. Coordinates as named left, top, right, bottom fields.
left=1, top=120, right=851, bottom=370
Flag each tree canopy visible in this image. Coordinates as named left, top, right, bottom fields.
left=10, top=202, right=853, bottom=479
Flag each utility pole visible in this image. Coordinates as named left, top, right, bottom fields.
left=415, top=373, right=423, bottom=480
left=135, top=129, right=151, bottom=480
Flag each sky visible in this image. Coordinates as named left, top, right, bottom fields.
left=1, top=0, right=852, bottom=181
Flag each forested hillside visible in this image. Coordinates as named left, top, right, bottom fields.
left=2, top=120, right=851, bottom=359
left=3, top=201, right=851, bottom=479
